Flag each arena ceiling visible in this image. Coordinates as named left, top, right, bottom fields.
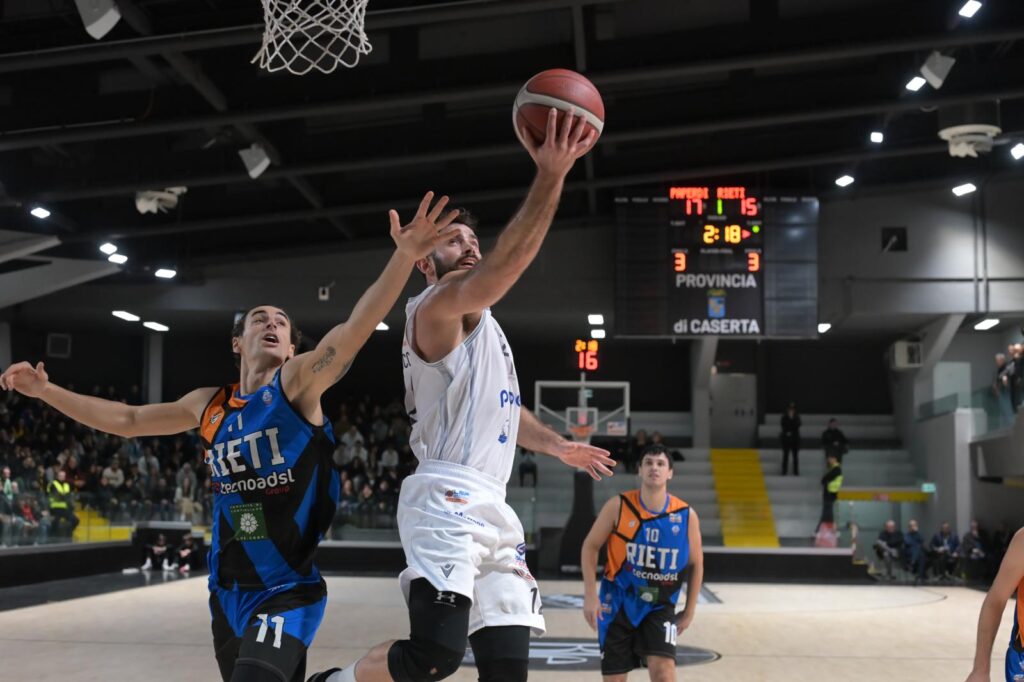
left=1, top=0, right=1023, bottom=337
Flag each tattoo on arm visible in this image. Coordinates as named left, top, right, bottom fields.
left=312, top=347, right=336, bottom=373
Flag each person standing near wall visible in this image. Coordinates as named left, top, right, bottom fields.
left=817, top=453, right=842, bottom=533
left=780, top=402, right=801, bottom=476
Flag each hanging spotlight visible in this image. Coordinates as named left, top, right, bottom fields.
left=952, top=183, right=977, bottom=197
left=375, top=322, right=389, bottom=331
left=835, top=175, right=855, bottom=187
left=74, top=0, right=121, bottom=40
left=817, top=323, right=832, bottom=334
left=1011, top=143, right=1024, bottom=161
left=143, top=322, right=170, bottom=332
left=30, top=207, right=51, bottom=219
left=108, top=254, right=128, bottom=264
left=99, top=243, right=118, bottom=255
left=238, top=144, right=272, bottom=179
left=920, top=52, right=957, bottom=90
left=154, top=269, right=177, bottom=279
left=591, top=329, right=606, bottom=339
left=870, top=131, right=884, bottom=144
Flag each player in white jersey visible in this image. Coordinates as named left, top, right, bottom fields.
left=308, top=109, right=615, bottom=682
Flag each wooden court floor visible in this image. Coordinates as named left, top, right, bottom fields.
left=0, top=575, right=1014, bottom=681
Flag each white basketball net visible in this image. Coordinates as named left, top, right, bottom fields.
left=253, top=0, right=372, bottom=75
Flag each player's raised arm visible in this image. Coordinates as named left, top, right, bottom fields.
left=416, top=108, right=596, bottom=322
left=284, top=192, right=456, bottom=403
left=582, top=496, right=620, bottom=630
left=0, top=361, right=212, bottom=438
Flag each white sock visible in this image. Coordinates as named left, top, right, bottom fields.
left=326, top=660, right=360, bottom=682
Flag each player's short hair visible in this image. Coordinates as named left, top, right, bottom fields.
left=450, top=207, right=479, bottom=232
left=231, top=306, right=302, bottom=368
left=640, top=444, right=672, bottom=469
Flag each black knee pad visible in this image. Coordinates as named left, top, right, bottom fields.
left=469, top=626, right=530, bottom=682
left=387, top=579, right=472, bottom=682
left=388, top=639, right=464, bottom=682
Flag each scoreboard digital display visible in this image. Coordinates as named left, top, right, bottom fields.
left=666, top=185, right=764, bottom=335
left=615, top=186, right=819, bottom=338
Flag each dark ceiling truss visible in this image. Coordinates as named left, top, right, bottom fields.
left=0, top=0, right=1022, bottom=263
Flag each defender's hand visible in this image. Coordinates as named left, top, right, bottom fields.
left=390, top=191, right=460, bottom=260
left=555, top=440, right=616, bottom=480
left=519, top=108, right=597, bottom=179
left=0, top=361, right=49, bottom=398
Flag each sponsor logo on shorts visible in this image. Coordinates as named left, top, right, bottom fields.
left=442, top=509, right=485, bottom=527
left=444, top=488, right=470, bottom=504
left=440, top=562, right=455, bottom=579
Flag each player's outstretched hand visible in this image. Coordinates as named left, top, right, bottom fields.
left=390, top=191, right=461, bottom=260
left=554, top=440, right=616, bottom=480
left=0, top=361, right=49, bottom=398
left=519, top=107, right=597, bottom=179
left=583, top=594, right=600, bottom=631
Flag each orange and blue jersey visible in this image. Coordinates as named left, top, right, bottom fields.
left=598, top=490, right=690, bottom=644
left=201, top=369, right=338, bottom=593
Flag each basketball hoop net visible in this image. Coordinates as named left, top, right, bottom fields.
left=253, top=0, right=372, bottom=75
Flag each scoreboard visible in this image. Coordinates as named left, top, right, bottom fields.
left=615, top=185, right=819, bottom=338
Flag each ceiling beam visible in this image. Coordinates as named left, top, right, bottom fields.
left=3, top=25, right=1023, bottom=154
left=66, top=140, right=950, bottom=242
left=13, top=85, right=1024, bottom=206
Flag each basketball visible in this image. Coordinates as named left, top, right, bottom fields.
left=513, top=68, right=604, bottom=148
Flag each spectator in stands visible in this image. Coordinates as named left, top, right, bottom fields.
left=961, top=520, right=988, bottom=583
left=370, top=408, right=390, bottom=445
left=356, top=482, right=377, bottom=526
left=94, top=475, right=115, bottom=518
left=47, top=468, right=78, bottom=539
left=17, top=491, right=43, bottom=544
left=377, top=478, right=398, bottom=517
left=903, top=519, right=927, bottom=585
left=102, top=457, right=125, bottom=490
left=378, top=443, right=399, bottom=474
left=141, top=533, right=173, bottom=571
left=117, top=476, right=144, bottom=521
left=780, top=402, right=801, bottom=476
left=821, top=418, right=849, bottom=461
left=0, top=481, right=21, bottom=546
left=338, top=479, right=359, bottom=519
left=994, top=353, right=1015, bottom=419
left=1, top=466, right=13, bottom=498
left=175, top=474, right=201, bottom=524
left=340, top=424, right=365, bottom=454
left=931, top=522, right=961, bottom=581
left=174, top=533, right=198, bottom=575
left=152, top=476, right=174, bottom=521
left=874, top=519, right=904, bottom=581
left=518, top=448, right=538, bottom=487
left=817, top=453, right=842, bottom=530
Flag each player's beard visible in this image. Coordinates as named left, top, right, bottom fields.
left=432, top=253, right=461, bottom=280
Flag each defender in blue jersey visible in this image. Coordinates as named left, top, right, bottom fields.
left=582, top=445, right=704, bottom=681
left=0, top=192, right=458, bottom=682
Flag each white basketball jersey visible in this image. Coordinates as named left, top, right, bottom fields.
left=402, top=286, right=521, bottom=484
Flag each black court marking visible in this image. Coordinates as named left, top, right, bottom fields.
left=541, top=585, right=721, bottom=610
left=462, top=638, right=720, bottom=671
